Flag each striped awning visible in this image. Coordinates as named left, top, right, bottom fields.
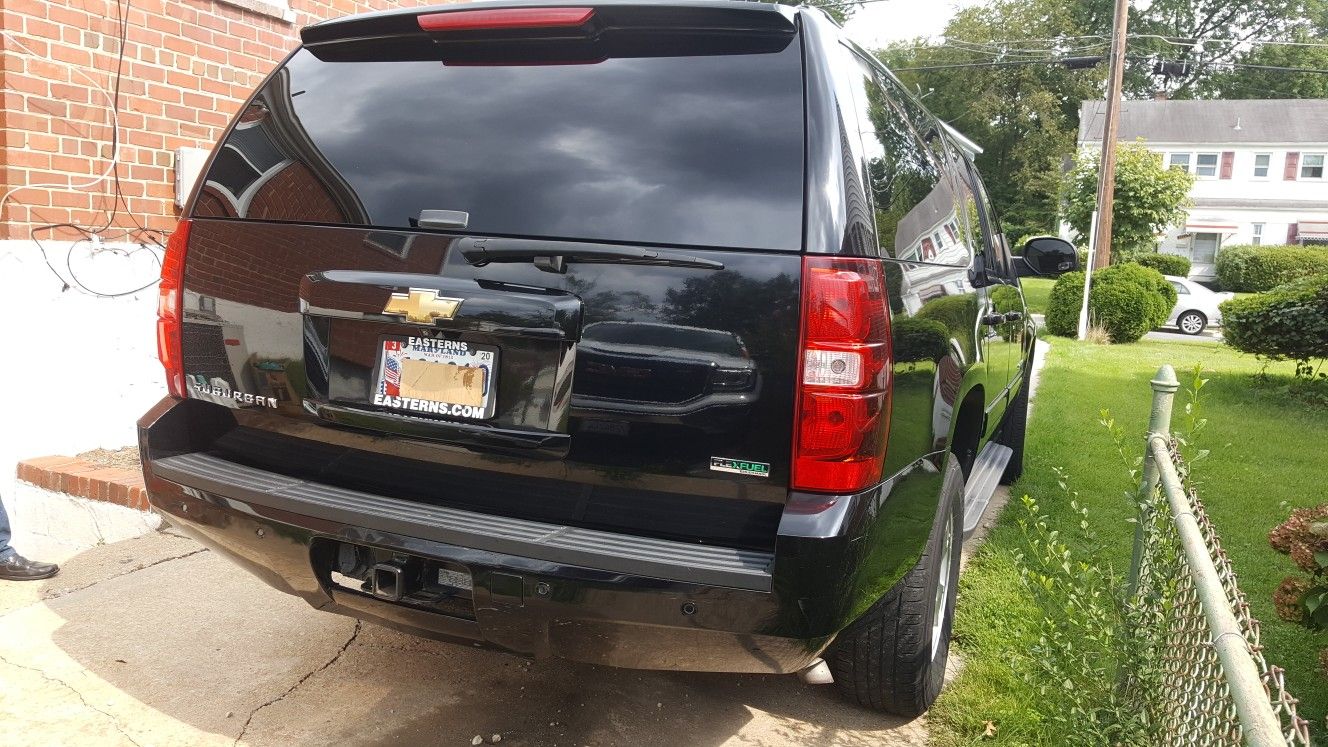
left=1185, top=219, right=1238, bottom=231
left=1297, top=221, right=1328, bottom=239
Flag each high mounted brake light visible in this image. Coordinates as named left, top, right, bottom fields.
left=157, top=219, right=191, bottom=398
left=791, top=257, right=893, bottom=493
left=417, top=7, right=595, bottom=32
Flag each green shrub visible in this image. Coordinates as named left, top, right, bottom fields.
left=1216, top=245, right=1328, bottom=292
left=891, top=317, right=951, bottom=364
left=915, top=294, right=979, bottom=337
left=1221, top=274, right=1328, bottom=363
left=1132, top=253, right=1191, bottom=277
left=1089, top=280, right=1156, bottom=343
left=1093, top=263, right=1176, bottom=330
left=1045, top=271, right=1085, bottom=337
left=1044, top=265, right=1175, bottom=343
left=991, top=285, right=1021, bottom=313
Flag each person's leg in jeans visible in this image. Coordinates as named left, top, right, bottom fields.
left=0, top=493, right=59, bottom=581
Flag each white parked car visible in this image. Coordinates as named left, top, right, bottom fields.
left=1164, top=275, right=1235, bottom=335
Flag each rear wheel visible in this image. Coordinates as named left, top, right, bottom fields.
left=1177, top=310, right=1206, bottom=335
left=827, top=479, right=963, bottom=716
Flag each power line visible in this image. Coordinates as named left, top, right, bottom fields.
left=889, top=34, right=1328, bottom=52
left=893, top=55, right=1328, bottom=75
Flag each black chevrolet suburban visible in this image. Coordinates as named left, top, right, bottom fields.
left=140, top=0, right=1078, bottom=716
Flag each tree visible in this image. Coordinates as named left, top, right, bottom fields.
left=878, top=0, right=1102, bottom=240
left=1060, top=140, right=1194, bottom=260
left=1124, top=0, right=1326, bottom=97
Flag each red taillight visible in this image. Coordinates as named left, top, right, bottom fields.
left=417, top=7, right=595, bottom=32
left=792, top=257, right=892, bottom=493
left=157, top=219, right=191, bottom=398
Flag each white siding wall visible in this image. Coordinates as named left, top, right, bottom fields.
left=1065, top=141, right=1328, bottom=279
left=1161, top=145, right=1323, bottom=202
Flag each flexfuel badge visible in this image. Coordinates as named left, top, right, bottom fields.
left=710, top=457, right=770, bottom=477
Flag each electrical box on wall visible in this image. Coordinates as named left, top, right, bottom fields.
left=174, top=147, right=210, bottom=207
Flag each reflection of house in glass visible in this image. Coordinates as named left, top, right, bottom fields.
left=193, top=68, right=369, bottom=226
left=181, top=68, right=449, bottom=412
left=891, top=180, right=973, bottom=315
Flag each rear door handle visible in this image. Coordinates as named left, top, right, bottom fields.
left=1004, top=311, right=1023, bottom=322
left=982, top=313, right=1005, bottom=326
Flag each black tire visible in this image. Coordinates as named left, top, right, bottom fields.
left=827, top=477, right=963, bottom=716
left=997, top=359, right=1031, bottom=485
left=1177, top=310, right=1206, bottom=335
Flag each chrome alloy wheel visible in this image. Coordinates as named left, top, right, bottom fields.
left=930, top=513, right=955, bottom=658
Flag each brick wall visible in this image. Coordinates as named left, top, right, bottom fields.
left=0, top=0, right=437, bottom=240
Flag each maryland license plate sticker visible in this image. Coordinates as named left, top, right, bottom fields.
left=373, top=337, right=498, bottom=420
left=710, top=457, right=770, bottom=477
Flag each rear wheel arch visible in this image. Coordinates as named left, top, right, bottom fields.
left=948, top=386, right=985, bottom=479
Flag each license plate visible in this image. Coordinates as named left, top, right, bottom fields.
left=372, top=336, right=498, bottom=420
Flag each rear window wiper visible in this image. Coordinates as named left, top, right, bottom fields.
left=456, top=236, right=724, bottom=274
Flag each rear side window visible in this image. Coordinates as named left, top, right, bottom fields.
left=193, top=42, right=805, bottom=251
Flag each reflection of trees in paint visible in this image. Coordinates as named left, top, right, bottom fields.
left=915, top=294, right=980, bottom=340
left=661, top=270, right=799, bottom=366
left=564, top=276, right=656, bottom=325
left=891, top=317, right=950, bottom=364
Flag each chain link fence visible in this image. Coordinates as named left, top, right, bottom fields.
left=1128, top=365, right=1311, bottom=747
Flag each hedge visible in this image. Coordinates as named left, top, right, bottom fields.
left=1045, top=264, right=1176, bottom=343
left=915, top=294, right=980, bottom=337
left=1132, top=252, right=1192, bottom=277
left=1215, top=244, right=1328, bottom=292
left=1094, top=263, right=1176, bottom=329
left=1089, top=280, right=1157, bottom=343
left=1045, top=271, right=1085, bottom=337
left=1221, top=274, right=1328, bottom=362
left=892, top=317, right=951, bottom=364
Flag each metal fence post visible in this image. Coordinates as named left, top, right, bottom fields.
left=1128, top=364, right=1179, bottom=595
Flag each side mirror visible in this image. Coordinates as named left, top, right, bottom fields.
left=1014, top=237, right=1080, bottom=277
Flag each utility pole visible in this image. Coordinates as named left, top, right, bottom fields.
left=1091, top=0, right=1130, bottom=271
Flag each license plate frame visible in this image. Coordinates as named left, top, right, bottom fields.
left=372, top=336, right=499, bottom=421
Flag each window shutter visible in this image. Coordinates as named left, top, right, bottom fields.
left=1285, top=152, right=1300, bottom=180
left=1220, top=151, right=1234, bottom=179
left=1288, top=223, right=1299, bottom=244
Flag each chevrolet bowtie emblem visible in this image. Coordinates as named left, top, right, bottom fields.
left=382, top=288, right=463, bottom=324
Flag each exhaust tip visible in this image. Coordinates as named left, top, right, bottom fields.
left=798, top=658, right=834, bottom=685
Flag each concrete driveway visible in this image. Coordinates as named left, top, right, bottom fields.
left=1144, top=327, right=1223, bottom=343
left=0, top=531, right=928, bottom=747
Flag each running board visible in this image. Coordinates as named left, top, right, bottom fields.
left=962, top=442, right=1013, bottom=535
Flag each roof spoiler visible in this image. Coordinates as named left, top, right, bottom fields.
left=301, top=2, right=797, bottom=62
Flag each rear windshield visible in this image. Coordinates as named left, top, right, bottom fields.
left=193, top=42, right=805, bottom=251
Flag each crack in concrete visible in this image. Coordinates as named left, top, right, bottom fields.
left=233, top=620, right=362, bottom=746
left=0, top=547, right=209, bottom=623
left=42, top=548, right=209, bottom=601
left=0, top=652, right=143, bottom=746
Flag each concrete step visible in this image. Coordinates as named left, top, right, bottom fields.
left=962, top=441, right=1013, bottom=536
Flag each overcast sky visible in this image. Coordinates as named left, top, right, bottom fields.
left=841, top=0, right=985, bottom=50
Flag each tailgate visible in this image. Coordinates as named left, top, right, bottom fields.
left=173, top=7, right=805, bottom=551
left=179, top=222, right=800, bottom=549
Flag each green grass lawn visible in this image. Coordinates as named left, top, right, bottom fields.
left=929, top=339, right=1328, bottom=745
left=1020, top=277, right=1055, bottom=315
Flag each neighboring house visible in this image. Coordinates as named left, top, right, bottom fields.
left=1076, top=98, right=1328, bottom=280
